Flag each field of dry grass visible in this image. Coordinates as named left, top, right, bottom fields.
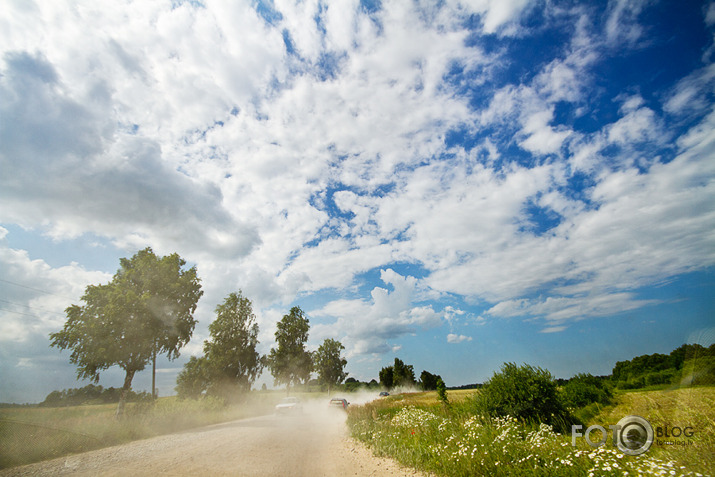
left=594, top=387, right=715, bottom=472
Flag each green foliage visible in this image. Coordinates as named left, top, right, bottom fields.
left=49, top=248, right=203, bottom=417
left=267, top=306, right=313, bottom=391
left=436, top=377, right=449, bottom=406
left=379, top=358, right=417, bottom=390
left=175, top=356, right=210, bottom=400
left=340, top=377, right=379, bottom=392
left=39, top=385, right=150, bottom=407
left=420, top=370, right=442, bottom=391
left=379, top=366, right=393, bottom=389
left=313, top=338, right=348, bottom=393
left=204, top=292, right=263, bottom=400
left=680, top=356, right=715, bottom=386
left=472, top=362, right=571, bottom=431
left=393, top=358, right=416, bottom=387
left=560, top=373, right=612, bottom=409
left=175, top=292, right=264, bottom=402
left=612, top=343, right=715, bottom=389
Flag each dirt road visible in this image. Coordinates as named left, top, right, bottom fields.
left=0, top=407, right=425, bottom=477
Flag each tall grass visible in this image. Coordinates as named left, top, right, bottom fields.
left=347, top=389, right=714, bottom=476
left=0, top=393, right=280, bottom=469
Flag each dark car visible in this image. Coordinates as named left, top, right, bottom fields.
left=379, top=391, right=390, bottom=397
left=329, top=398, right=349, bottom=410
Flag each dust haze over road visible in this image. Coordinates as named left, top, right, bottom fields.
left=0, top=395, right=425, bottom=477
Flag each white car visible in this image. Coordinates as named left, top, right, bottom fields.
left=275, top=396, right=303, bottom=415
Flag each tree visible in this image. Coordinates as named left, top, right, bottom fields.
left=175, top=355, right=210, bottom=400
left=379, top=366, right=394, bottom=389
left=314, top=338, right=348, bottom=394
left=267, top=306, right=313, bottom=394
left=420, top=370, right=442, bottom=391
left=436, top=377, right=449, bottom=406
left=203, top=291, right=264, bottom=401
left=50, top=248, right=203, bottom=418
left=392, top=358, right=416, bottom=388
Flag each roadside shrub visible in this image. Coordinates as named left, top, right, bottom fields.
left=561, top=373, right=612, bottom=409
left=472, top=362, right=572, bottom=431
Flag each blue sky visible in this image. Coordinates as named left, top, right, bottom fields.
left=1, top=0, right=714, bottom=403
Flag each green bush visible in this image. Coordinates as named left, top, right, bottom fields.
left=472, top=362, right=572, bottom=432
left=680, top=356, right=715, bottom=386
left=561, top=373, right=612, bottom=409
left=644, top=369, right=677, bottom=386
left=436, top=377, right=449, bottom=406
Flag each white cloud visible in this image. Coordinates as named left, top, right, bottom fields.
left=0, top=240, right=111, bottom=344
left=604, top=0, right=649, bottom=47
left=519, top=109, right=571, bottom=156
left=447, top=333, right=473, bottom=343
left=664, top=64, right=715, bottom=116
left=311, top=269, right=445, bottom=356
left=448, top=0, right=532, bottom=35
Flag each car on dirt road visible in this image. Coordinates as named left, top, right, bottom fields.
left=328, top=398, right=349, bottom=410
left=275, top=396, right=303, bottom=415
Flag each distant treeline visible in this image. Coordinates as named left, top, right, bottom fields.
left=447, top=383, right=483, bottom=390
left=611, top=343, right=715, bottom=389
left=457, top=344, right=715, bottom=391
left=39, top=384, right=152, bottom=407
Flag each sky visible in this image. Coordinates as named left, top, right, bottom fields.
left=1, top=0, right=714, bottom=403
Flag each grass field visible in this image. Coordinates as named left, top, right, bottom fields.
left=0, top=393, right=282, bottom=469
left=347, top=387, right=715, bottom=476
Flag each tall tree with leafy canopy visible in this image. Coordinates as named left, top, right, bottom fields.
left=267, top=306, right=312, bottom=394
left=314, top=338, right=348, bottom=394
left=379, top=366, right=394, bottom=389
left=50, top=248, right=203, bottom=418
left=392, top=358, right=416, bottom=387
left=203, top=291, right=264, bottom=400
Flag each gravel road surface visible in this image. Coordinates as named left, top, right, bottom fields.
left=0, top=407, right=425, bottom=477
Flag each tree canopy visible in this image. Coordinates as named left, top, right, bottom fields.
left=420, top=370, right=443, bottom=391
left=50, top=248, right=203, bottom=417
left=379, top=358, right=418, bottom=390
left=267, top=306, right=313, bottom=393
left=176, top=291, right=264, bottom=402
left=314, top=338, right=348, bottom=394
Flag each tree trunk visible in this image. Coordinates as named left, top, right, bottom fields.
left=115, top=368, right=137, bottom=419
left=152, top=346, right=157, bottom=400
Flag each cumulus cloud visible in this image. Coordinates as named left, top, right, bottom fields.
left=0, top=236, right=111, bottom=344
left=311, top=269, right=444, bottom=355
left=447, top=333, right=473, bottom=343
left=0, top=51, right=260, bottom=260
